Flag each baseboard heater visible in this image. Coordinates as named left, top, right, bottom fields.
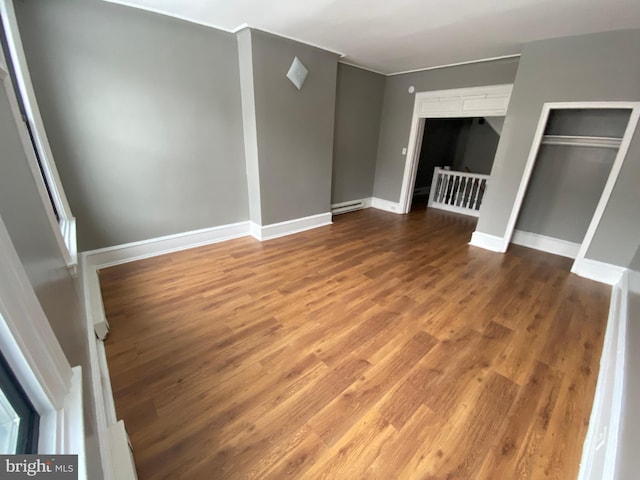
left=331, top=200, right=367, bottom=215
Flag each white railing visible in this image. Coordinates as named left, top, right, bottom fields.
left=427, top=167, right=489, bottom=217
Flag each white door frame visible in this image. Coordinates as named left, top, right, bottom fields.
left=398, top=84, right=513, bottom=213
left=501, top=101, right=640, bottom=276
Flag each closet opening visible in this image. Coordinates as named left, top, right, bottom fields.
left=503, top=103, right=640, bottom=272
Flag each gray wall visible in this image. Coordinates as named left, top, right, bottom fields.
left=0, top=82, right=102, bottom=478
left=331, top=63, right=385, bottom=204
left=247, top=28, right=339, bottom=225
left=515, top=145, right=617, bottom=242
left=15, top=0, right=248, bottom=251
left=458, top=118, right=500, bottom=175
left=373, top=57, right=519, bottom=201
left=475, top=29, right=640, bottom=267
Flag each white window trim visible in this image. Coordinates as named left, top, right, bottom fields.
left=0, top=212, right=86, bottom=478
left=0, top=0, right=77, bottom=272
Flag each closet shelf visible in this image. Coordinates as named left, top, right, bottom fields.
left=541, top=135, right=622, bottom=149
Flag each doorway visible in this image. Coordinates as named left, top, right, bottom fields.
left=399, top=84, right=513, bottom=214
left=411, top=116, right=502, bottom=210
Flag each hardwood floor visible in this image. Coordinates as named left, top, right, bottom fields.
left=100, top=208, right=610, bottom=479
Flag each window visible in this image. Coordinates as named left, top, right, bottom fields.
left=0, top=4, right=77, bottom=270
left=0, top=351, right=39, bottom=454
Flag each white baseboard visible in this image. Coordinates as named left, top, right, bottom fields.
left=578, top=270, right=628, bottom=480
left=251, top=212, right=332, bottom=241
left=468, top=231, right=506, bottom=252
left=108, top=421, right=138, bottom=480
left=572, top=258, right=626, bottom=286
left=82, top=270, right=114, bottom=480
left=83, top=221, right=250, bottom=269
left=79, top=253, right=110, bottom=341
left=371, top=197, right=401, bottom=213
left=512, top=230, right=581, bottom=259
left=331, top=197, right=372, bottom=215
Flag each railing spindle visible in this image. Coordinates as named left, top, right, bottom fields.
left=447, top=175, right=456, bottom=205
left=450, top=175, right=458, bottom=206
left=470, top=178, right=477, bottom=208
left=473, top=179, right=482, bottom=210
left=460, top=177, right=468, bottom=207
left=441, top=173, right=450, bottom=203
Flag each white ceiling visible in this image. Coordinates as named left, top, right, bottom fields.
left=104, top=0, right=640, bottom=75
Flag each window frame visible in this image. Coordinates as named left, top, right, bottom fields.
left=0, top=0, right=77, bottom=272
left=0, top=350, right=39, bottom=454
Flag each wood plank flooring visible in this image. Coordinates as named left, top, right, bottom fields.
left=100, top=208, right=610, bottom=479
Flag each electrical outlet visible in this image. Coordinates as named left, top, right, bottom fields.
left=402, top=147, right=407, bottom=155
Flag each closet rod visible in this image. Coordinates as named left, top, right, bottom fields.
left=541, top=135, right=621, bottom=149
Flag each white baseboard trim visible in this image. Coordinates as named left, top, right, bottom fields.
left=82, top=270, right=114, bottom=480
left=371, top=197, right=402, bottom=214
left=108, top=421, right=138, bottom=480
left=578, top=270, right=628, bottom=480
left=468, top=231, right=506, bottom=252
left=83, top=221, right=250, bottom=269
left=512, top=230, right=581, bottom=259
left=572, top=258, right=626, bottom=286
left=251, top=212, right=332, bottom=241
left=331, top=197, right=372, bottom=215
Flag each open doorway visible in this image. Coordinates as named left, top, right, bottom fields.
left=411, top=117, right=502, bottom=211
left=399, top=84, right=513, bottom=214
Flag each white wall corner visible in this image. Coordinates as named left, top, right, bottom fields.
left=629, top=268, right=640, bottom=294
left=250, top=221, right=262, bottom=241
left=511, top=230, right=581, bottom=259
left=578, top=269, right=628, bottom=480
left=572, top=258, right=626, bottom=286
left=331, top=197, right=372, bottom=215
left=371, top=197, right=402, bottom=214
left=258, top=212, right=332, bottom=241
left=469, top=231, right=506, bottom=253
